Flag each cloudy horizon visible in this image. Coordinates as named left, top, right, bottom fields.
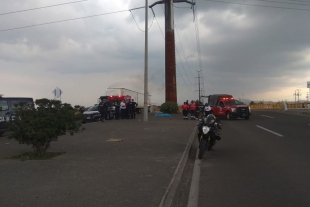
left=1, top=0, right=310, bottom=107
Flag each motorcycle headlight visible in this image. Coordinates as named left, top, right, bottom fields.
left=202, top=126, right=210, bottom=134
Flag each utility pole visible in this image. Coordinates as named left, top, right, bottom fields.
left=144, top=0, right=149, bottom=122
left=150, top=0, right=195, bottom=103
left=297, top=89, right=301, bottom=102
left=196, top=70, right=202, bottom=102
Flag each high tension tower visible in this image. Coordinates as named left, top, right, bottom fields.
left=150, top=0, right=195, bottom=103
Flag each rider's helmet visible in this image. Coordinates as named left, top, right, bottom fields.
left=204, top=114, right=216, bottom=126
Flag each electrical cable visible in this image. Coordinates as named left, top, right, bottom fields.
left=161, top=4, right=195, bottom=90
left=153, top=9, right=194, bottom=92
left=175, top=22, right=195, bottom=85
left=130, top=11, right=155, bottom=32
left=193, top=1, right=206, bottom=98
left=0, top=0, right=89, bottom=16
left=250, top=0, right=310, bottom=7
left=205, top=0, right=310, bottom=11
left=0, top=7, right=145, bottom=33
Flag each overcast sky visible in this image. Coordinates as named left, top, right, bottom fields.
left=1, top=0, right=310, bottom=107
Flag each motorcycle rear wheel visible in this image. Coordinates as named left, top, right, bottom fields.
left=198, top=139, right=207, bottom=159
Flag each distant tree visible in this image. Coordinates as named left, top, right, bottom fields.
left=8, top=99, right=84, bottom=155
left=249, top=101, right=255, bottom=105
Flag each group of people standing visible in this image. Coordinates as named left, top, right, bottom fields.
left=181, top=100, right=212, bottom=120
left=119, top=99, right=138, bottom=119
left=98, top=98, right=138, bottom=122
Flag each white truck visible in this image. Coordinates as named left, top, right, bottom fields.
left=104, top=88, right=151, bottom=114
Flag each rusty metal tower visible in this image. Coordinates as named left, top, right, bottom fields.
left=150, top=0, right=195, bottom=103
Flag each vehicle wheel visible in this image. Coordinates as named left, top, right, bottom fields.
left=226, top=112, right=231, bottom=120
left=198, top=139, right=207, bottom=159
left=0, top=131, right=4, bottom=137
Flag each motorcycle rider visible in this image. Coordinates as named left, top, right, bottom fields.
left=198, top=114, right=222, bottom=151
left=204, top=103, right=212, bottom=117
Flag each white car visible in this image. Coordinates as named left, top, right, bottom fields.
left=82, top=106, right=101, bottom=123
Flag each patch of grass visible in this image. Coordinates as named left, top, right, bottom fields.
left=5, top=152, right=66, bottom=161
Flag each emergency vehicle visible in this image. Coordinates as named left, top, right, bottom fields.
left=102, top=88, right=151, bottom=114
left=205, top=94, right=250, bottom=120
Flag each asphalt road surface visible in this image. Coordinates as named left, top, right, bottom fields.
left=189, top=111, right=310, bottom=207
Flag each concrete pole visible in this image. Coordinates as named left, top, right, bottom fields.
left=144, top=0, right=149, bottom=122
left=198, top=70, right=201, bottom=102
left=165, top=0, right=177, bottom=103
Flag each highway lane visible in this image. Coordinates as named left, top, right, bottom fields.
left=195, top=112, right=310, bottom=207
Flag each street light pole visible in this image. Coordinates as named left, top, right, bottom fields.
left=144, top=0, right=149, bottom=122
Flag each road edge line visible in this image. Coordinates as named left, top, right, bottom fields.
left=158, top=126, right=197, bottom=207
left=187, top=145, right=201, bottom=207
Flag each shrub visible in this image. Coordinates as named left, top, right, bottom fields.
left=8, top=99, right=84, bottom=155
left=160, top=102, right=179, bottom=114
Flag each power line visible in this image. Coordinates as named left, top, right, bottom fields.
left=153, top=9, right=194, bottom=92
left=251, top=0, right=310, bottom=7
left=0, top=0, right=89, bottom=16
left=162, top=4, right=195, bottom=90
left=205, top=0, right=310, bottom=11
left=175, top=22, right=195, bottom=85
left=130, top=11, right=155, bottom=32
left=193, top=1, right=205, bottom=97
left=0, top=7, right=145, bottom=33
left=276, top=0, right=310, bottom=3
left=194, top=4, right=202, bottom=74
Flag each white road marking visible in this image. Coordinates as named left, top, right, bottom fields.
left=256, top=125, right=284, bottom=137
left=187, top=147, right=201, bottom=207
left=261, top=115, right=274, bottom=118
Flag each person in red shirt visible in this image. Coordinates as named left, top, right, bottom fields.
left=189, top=101, right=197, bottom=120
left=181, top=102, right=189, bottom=120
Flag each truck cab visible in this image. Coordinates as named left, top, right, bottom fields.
left=0, top=96, right=34, bottom=136
left=207, top=94, right=250, bottom=120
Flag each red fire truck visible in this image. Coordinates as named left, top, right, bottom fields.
left=205, top=94, right=251, bottom=120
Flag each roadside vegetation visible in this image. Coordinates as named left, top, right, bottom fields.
left=7, top=98, right=84, bottom=160
left=160, top=102, right=179, bottom=114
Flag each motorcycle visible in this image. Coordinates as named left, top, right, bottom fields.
left=197, top=114, right=223, bottom=159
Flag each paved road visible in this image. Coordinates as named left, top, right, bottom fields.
left=0, top=113, right=197, bottom=207
left=192, top=111, right=310, bottom=207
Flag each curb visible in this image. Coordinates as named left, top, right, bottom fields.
left=158, top=125, right=197, bottom=207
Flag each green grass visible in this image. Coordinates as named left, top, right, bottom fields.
left=5, top=152, right=66, bottom=161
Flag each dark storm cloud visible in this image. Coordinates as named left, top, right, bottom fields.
left=1, top=0, right=310, bottom=105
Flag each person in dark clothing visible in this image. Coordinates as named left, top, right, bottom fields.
left=131, top=99, right=138, bottom=119
left=104, top=100, right=110, bottom=120
left=127, top=99, right=133, bottom=119
left=98, top=100, right=105, bottom=122
left=114, top=100, right=120, bottom=120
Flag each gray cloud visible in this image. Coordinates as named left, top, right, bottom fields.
left=1, top=0, right=310, bottom=107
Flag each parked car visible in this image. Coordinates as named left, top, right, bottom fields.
left=82, top=105, right=101, bottom=123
